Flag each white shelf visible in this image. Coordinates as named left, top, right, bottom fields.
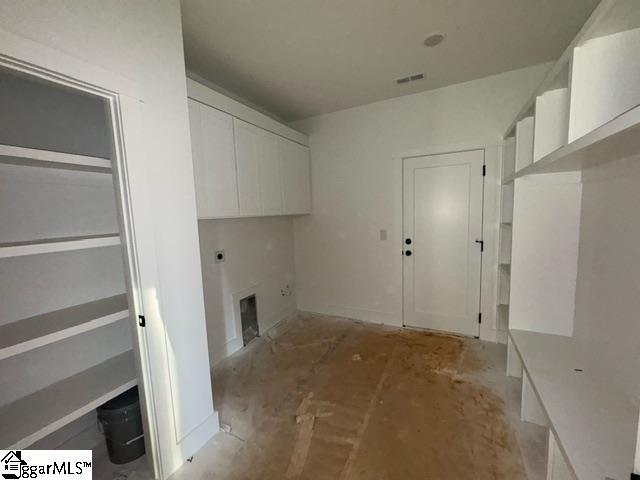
left=0, top=233, right=120, bottom=258
left=509, top=329, right=637, bottom=480
left=0, top=144, right=112, bottom=173
left=0, top=351, right=137, bottom=449
left=0, top=295, right=129, bottom=361
left=504, top=103, right=640, bottom=183
left=503, top=0, right=624, bottom=138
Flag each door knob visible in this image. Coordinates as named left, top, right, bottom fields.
left=405, top=238, right=412, bottom=245
left=405, top=250, right=412, bottom=256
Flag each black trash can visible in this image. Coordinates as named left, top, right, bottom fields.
left=97, top=387, right=145, bottom=464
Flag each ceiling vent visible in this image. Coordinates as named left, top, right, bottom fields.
left=396, top=73, right=425, bottom=85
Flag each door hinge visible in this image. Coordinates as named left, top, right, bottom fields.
left=138, top=315, right=146, bottom=327
left=478, top=312, right=482, bottom=324
left=482, top=165, right=486, bottom=176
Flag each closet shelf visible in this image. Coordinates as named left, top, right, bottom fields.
left=0, top=144, right=112, bottom=173
left=504, top=103, right=640, bottom=183
left=0, top=351, right=137, bottom=449
left=509, top=329, right=637, bottom=480
left=0, top=295, right=129, bottom=361
left=0, top=233, right=120, bottom=258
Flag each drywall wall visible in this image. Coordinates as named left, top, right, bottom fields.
left=198, top=217, right=297, bottom=366
left=292, top=63, right=550, bottom=340
left=0, top=68, right=110, bottom=157
left=509, top=173, right=582, bottom=336
left=573, top=153, right=640, bottom=398
left=0, top=1, right=216, bottom=475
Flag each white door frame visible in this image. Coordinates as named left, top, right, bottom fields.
left=0, top=29, right=163, bottom=477
left=393, top=142, right=501, bottom=341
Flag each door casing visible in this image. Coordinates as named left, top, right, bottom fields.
left=394, top=143, right=498, bottom=340
left=0, top=30, right=163, bottom=478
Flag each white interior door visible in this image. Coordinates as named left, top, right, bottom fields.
left=403, top=149, right=484, bottom=336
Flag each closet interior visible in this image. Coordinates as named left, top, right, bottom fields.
left=0, top=66, right=147, bottom=469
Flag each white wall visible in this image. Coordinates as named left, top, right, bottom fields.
left=509, top=173, right=582, bottom=336
left=292, top=63, right=550, bottom=339
left=0, top=1, right=215, bottom=476
left=0, top=68, right=110, bottom=157
left=198, top=217, right=297, bottom=366
left=573, top=153, right=640, bottom=399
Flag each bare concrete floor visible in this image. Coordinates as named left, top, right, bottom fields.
left=170, top=313, right=547, bottom=480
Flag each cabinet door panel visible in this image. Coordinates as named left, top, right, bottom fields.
left=279, top=139, right=311, bottom=214
left=201, top=105, right=239, bottom=217
left=258, top=131, right=283, bottom=215
left=188, top=99, right=238, bottom=218
left=187, top=100, right=207, bottom=218
left=234, top=119, right=262, bottom=216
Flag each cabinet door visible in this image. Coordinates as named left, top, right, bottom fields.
left=258, top=130, right=283, bottom=215
left=188, top=99, right=239, bottom=218
left=279, top=139, right=311, bottom=214
left=188, top=99, right=207, bottom=218
left=233, top=119, right=262, bottom=216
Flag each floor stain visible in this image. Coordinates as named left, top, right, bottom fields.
left=192, top=314, right=529, bottom=480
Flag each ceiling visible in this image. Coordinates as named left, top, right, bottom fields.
left=181, top=0, right=600, bottom=122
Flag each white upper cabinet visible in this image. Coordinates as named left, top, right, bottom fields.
left=279, top=139, right=311, bottom=215
left=257, top=130, right=283, bottom=215
left=233, top=118, right=262, bottom=217
left=188, top=99, right=239, bottom=218
left=188, top=84, right=311, bottom=219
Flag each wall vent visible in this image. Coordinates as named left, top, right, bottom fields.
left=396, top=73, right=425, bottom=85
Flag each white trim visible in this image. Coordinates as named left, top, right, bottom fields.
left=0, top=28, right=144, bottom=100
left=187, top=78, right=309, bottom=147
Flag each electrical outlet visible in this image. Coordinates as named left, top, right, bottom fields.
left=215, top=250, right=225, bottom=263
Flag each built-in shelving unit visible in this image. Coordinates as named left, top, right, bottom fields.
left=0, top=234, right=120, bottom=258
left=0, top=65, right=140, bottom=457
left=0, top=351, right=137, bottom=449
left=0, top=144, right=112, bottom=173
left=501, top=0, right=640, bottom=478
left=509, top=330, right=636, bottom=480
left=503, top=103, right=640, bottom=183
left=0, top=295, right=129, bottom=361
left=496, top=138, right=515, bottom=343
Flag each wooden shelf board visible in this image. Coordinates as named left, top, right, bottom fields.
left=0, top=295, right=129, bottom=361
left=503, top=103, right=640, bottom=183
left=0, top=144, right=112, bottom=173
left=0, top=351, right=137, bottom=449
left=509, top=329, right=637, bottom=480
left=0, top=233, right=120, bottom=258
